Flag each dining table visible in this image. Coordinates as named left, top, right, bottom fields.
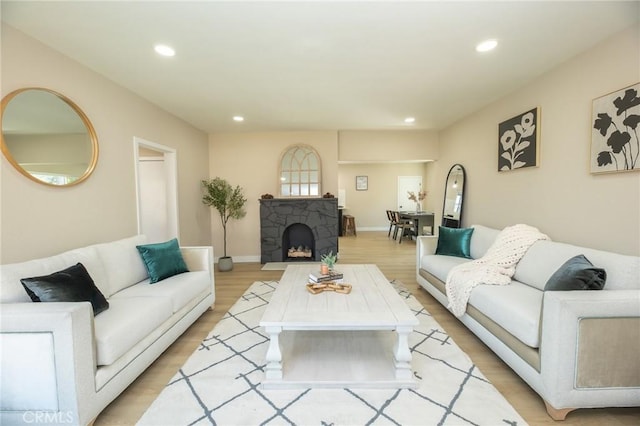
left=399, top=211, right=435, bottom=236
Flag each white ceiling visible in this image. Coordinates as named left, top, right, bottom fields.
left=2, top=1, right=638, bottom=134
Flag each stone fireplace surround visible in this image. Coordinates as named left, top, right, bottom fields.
left=259, top=198, right=339, bottom=263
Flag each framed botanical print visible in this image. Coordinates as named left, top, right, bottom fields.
left=591, top=82, right=640, bottom=174
left=356, top=175, right=368, bottom=191
left=498, top=107, right=540, bottom=172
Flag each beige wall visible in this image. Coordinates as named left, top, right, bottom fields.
left=430, top=25, right=640, bottom=256
left=338, top=162, right=430, bottom=230
left=208, top=131, right=339, bottom=261
left=1, top=25, right=211, bottom=263
left=337, top=129, right=437, bottom=231
left=4, top=21, right=637, bottom=264
left=339, top=130, right=438, bottom=162
left=208, top=131, right=436, bottom=260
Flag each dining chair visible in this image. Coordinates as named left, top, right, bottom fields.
left=386, top=210, right=397, bottom=238
left=392, top=211, right=414, bottom=243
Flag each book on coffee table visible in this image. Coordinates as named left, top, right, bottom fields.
left=308, top=270, right=343, bottom=283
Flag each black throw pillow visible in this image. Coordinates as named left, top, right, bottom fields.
left=21, top=262, right=109, bottom=316
left=544, top=255, right=607, bottom=291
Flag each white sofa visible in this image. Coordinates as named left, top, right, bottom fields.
left=416, top=225, right=640, bottom=420
left=0, top=235, right=214, bottom=426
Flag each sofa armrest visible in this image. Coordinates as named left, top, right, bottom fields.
left=181, top=246, right=215, bottom=295
left=416, top=236, right=438, bottom=270
left=1, top=302, right=96, bottom=425
left=540, top=290, right=640, bottom=409
left=180, top=246, right=213, bottom=272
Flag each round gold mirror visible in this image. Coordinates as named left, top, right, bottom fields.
left=1, top=88, right=98, bottom=186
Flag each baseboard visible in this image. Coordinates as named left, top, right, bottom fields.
left=215, top=255, right=261, bottom=263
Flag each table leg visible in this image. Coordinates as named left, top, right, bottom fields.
left=394, top=326, right=413, bottom=380
left=265, top=326, right=283, bottom=380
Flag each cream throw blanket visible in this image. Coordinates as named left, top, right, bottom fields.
left=445, top=224, right=550, bottom=318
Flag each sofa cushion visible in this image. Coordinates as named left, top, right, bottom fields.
left=110, top=271, right=210, bottom=313
left=514, top=240, right=639, bottom=291
left=2, top=261, right=62, bottom=304
left=420, top=254, right=469, bottom=283
left=544, top=255, right=607, bottom=291
left=20, top=263, right=109, bottom=316
left=435, top=226, right=474, bottom=258
left=468, top=280, right=543, bottom=348
left=469, top=225, right=500, bottom=260
left=55, top=247, right=110, bottom=297
left=136, top=238, right=189, bottom=283
left=0, top=246, right=107, bottom=304
left=94, top=296, right=172, bottom=366
left=95, top=235, right=148, bottom=297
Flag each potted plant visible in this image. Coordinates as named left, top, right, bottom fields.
left=202, top=177, right=247, bottom=271
left=320, top=251, right=337, bottom=275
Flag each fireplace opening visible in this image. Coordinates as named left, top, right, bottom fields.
left=282, top=223, right=315, bottom=261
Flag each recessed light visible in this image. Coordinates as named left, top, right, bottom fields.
left=154, top=44, right=175, bottom=57
left=476, top=39, right=498, bottom=53
left=404, top=117, right=416, bottom=124
left=233, top=116, right=244, bottom=122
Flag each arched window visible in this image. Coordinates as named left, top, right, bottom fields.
left=279, top=145, right=321, bottom=197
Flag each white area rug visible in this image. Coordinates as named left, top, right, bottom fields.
left=261, top=262, right=320, bottom=271
left=137, top=281, right=527, bottom=425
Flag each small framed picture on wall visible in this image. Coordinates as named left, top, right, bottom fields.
left=356, top=176, right=368, bottom=191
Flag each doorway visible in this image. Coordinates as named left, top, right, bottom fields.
left=397, top=176, right=423, bottom=211
left=134, top=137, right=179, bottom=243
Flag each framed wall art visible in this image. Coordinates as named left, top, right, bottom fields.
left=498, top=107, right=540, bottom=172
left=355, top=175, right=368, bottom=191
left=591, top=82, right=640, bottom=174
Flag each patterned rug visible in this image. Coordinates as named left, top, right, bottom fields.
left=137, top=281, right=527, bottom=425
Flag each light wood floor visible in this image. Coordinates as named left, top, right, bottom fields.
left=95, top=232, right=640, bottom=425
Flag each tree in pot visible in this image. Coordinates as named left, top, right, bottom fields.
left=202, top=177, right=247, bottom=272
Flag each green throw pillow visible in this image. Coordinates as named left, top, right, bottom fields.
left=21, top=263, right=109, bottom=316
left=544, top=255, right=606, bottom=291
left=435, top=226, right=474, bottom=259
left=136, top=238, right=189, bottom=283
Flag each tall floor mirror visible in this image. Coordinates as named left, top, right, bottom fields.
left=442, top=164, right=466, bottom=228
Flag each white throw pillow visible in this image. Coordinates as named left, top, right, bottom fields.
left=55, top=246, right=110, bottom=298
left=469, top=224, right=500, bottom=259
left=0, top=246, right=107, bottom=304
left=1, top=259, right=55, bottom=303
left=95, top=235, right=148, bottom=297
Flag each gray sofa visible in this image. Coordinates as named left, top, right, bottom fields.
left=0, top=235, right=214, bottom=425
left=416, top=224, right=640, bottom=420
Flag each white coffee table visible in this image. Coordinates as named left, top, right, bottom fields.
left=260, top=264, right=419, bottom=389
